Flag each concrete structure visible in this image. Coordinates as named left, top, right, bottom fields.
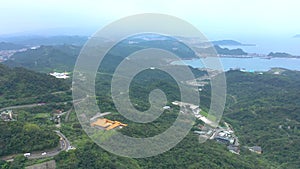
left=227, top=145, right=240, bottom=154
left=214, top=136, right=235, bottom=145
left=1, top=110, right=15, bottom=121
left=249, top=146, right=262, bottom=154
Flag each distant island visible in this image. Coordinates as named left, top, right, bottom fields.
left=293, top=34, right=300, bottom=38
left=198, top=45, right=248, bottom=56
left=212, top=40, right=255, bottom=46
left=268, top=52, right=294, bottom=58
left=214, top=45, right=247, bottom=55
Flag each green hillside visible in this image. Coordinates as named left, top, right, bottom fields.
left=0, top=64, right=69, bottom=108
left=1, top=64, right=299, bottom=168
left=223, top=70, right=300, bottom=168
left=3, top=37, right=248, bottom=74
left=4, top=45, right=81, bottom=73
left=0, top=42, right=25, bottom=50
left=0, top=64, right=71, bottom=160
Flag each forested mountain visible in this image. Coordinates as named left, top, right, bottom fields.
left=3, top=36, right=248, bottom=74
left=0, top=64, right=68, bottom=99
left=0, top=64, right=70, bottom=108
left=214, top=45, right=247, bottom=55
left=0, top=61, right=299, bottom=168
left=212, top=40, right=254, bottom=46
left=198, top=45, right=247, bottom=56
left=54, top=68, right=300, bottom=169
left=4, top=45, right=81, bottom=72
left=0, top=42, right=25, bottom=50
left=0, top=122, right=59, bottom=157
left=0, top=64, right=69, bottom=160
left=223, top=69, right=300, bottom=168
left=0, top=35, right=299, bottom=168
left=268, top=52, right=294, bottom=58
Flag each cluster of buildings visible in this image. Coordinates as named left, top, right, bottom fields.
left=172, top=100, right=263, bottom=155
left=0, top=48, right=27, bottom=62
left=213, top=128, right=240, bottom=154
left=0, top=46, right=41, bottom=62
left=0, top=110, right=16, bottom=121
left=194, top=119, right=263, bottom=155
left=194, top=122, right=241, bottom=154
left=214, top=130, right=235, bottom=144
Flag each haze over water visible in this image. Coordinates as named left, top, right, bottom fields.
left=172, top=57, right=300, bottom=71
left=221, top=37, right=300, bottom=56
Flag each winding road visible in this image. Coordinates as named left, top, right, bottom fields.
left=27, top=130, right=71, bottom=159
left=1, top=130, right=71, bottom=161
left=0, top=97, right=88, bottom=162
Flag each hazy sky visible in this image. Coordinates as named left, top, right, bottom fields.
left=1, top=0, right=300, bottom=40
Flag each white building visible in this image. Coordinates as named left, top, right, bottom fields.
left=50, top=72, right=70, bottom=79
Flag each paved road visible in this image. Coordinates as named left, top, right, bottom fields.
left=27, top=131, right=70, bottom=159
left=0, top=97, right=88, bottom=161
left=0, top=103, right=42, bottom=112
left=0, top=98, right=85, bottom=112
left=1, top=131, right=71, bottom=161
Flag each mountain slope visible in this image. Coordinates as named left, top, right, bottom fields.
left=0, top=64, right=68, bottom=98
left=3, top=36, right=248, bottom=74
left=223, top=70, right=300, bottom=168
left=0, top=42, right=26, bottom=50
left=4, top=45, right=81, bottom=72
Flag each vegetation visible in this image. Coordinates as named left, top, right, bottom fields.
left=0, top=63, right=71, bottom=166
left=0, top=121, right=59, bottom=156
left=4, top=45, right=81, bottom=72
left=214, top=45, right=247, bottom=55
left=0, top=64, right=70, bottom=108
left=211, top=40, right=254, bottom=46
left=2, top=60, right=300, bottom=168
left=222, top=70, right=300, bottom=168
left=0, top=35, right=300, bottom=168
left=3, top=35, right=249, bottom=74
left=51, top=68, right=281, bottom=169
left=268, top=52, right=294, bottom=58
left=0, top=42, right=25, bottom=50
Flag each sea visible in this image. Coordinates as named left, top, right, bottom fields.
left=172, top=57, right=300, bottom=72
left=172, top=37, right=300, bottom=72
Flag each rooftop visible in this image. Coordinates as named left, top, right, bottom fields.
left=91, top=118, right=127, bottom=130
